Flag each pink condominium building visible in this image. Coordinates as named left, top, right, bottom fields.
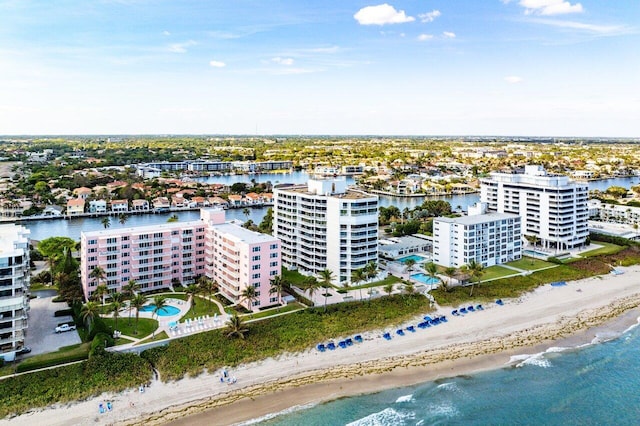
left=80, top=208, right=281, bottom=311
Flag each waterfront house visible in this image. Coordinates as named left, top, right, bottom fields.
left=110, top=199, right=128, bottom=213
left=89, top=200, right=107, bottom=213
left=208, top=196, right=229, bottom=208
left=131, top=199, right=150, bottom=212
left=67, top=198, right=85, bottom=216
left=228, top=194, right=243, bottom=207
left=152, top=197, right=170, bottom=211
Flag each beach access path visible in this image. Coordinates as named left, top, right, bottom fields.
left=4, top=266, right=640, bottom=426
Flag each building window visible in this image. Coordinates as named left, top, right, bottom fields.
left=252, top=246, right=261, bottom=252
left=252, top=255, right=261, bottom=261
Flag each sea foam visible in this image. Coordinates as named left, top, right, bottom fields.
left=346, top=407, right=414, bottom=426
left=237, top=402, right=317, bottom=425
left=395, top=393, right=414, bottom=403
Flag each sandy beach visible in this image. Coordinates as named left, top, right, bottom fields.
left=4, top=266, right=640, bottom=426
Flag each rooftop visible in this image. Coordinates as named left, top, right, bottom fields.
left=436, top=212, right=520, bottom=226
left=279, top=184, right=377, bottom=200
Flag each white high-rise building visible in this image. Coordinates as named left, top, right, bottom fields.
left=480, top=165, right=589, bottom=251
left=274, top=177, right=378, bottom=286
left=433, top=203, right=521, bottom=268
left=0, top=224, right=30, bottom=362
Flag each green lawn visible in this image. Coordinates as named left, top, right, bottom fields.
left=114, top=337, right=135, bottom=346
left=506, top=258, right=557, bottom=271
left=182, top=296, right=221, bottom=320
left=282, top=268, right=308, bottom=287
left=101, top=317, right=158, bottom=340
left=481, top=265, right=518, bottom=281
left=578, top=242, right=624, bottom=258
left=337, top=275, right=403, bottom=293
left=243, top=302, right=305, bottom=320
left=136, top=331, right=169, bottom=345
left=14, top=343, right=90, bottom=373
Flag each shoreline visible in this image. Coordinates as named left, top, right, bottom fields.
left=4, top=267, right=640, bottom=426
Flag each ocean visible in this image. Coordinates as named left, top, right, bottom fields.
left=251, top=319, right=640, bottom=425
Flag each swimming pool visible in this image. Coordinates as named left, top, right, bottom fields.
left=522, top=249, right=550, bottom=258
left=139, top=304, right=181, bottom=317
left=410, top=273, right=440, bottom=285
left=397, top=254, right=428, bottom=264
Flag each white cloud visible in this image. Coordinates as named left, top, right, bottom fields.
left=519, top=0, right=583, bottom=16
left=443, top=31, right=456, bottom=38
left=354, top=4, right=415, bottom=26
left=168, top=40, right=196, bottom=53
left=272, top=57, right=294, bottom=65
left=417, top=34, right=434, bottom=41
left=418, top=10, right=441, bottom=23
left=529, top=19, right=632, bottom=35
left=504, top=76, right=523, bottom=83
left=162, top=30, right=171, bottom=36
left=209, top=60, right=226, bottom=68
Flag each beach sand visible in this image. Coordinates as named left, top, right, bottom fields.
left=4, top=266, right=640, bottom=426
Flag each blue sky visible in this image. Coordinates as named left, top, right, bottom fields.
left=1, top=0, right=638, bottom=136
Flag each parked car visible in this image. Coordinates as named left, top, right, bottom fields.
left=55, top=324, right=76, bottom=333
left=16, top=346, right=31, bottom=355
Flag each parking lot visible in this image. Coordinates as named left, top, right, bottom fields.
left=25, top=290, right=82, bottom=357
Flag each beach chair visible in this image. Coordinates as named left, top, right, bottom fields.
left=346, top=338, right=354, bottom=346
left=476, top=304, right=484, bottom=311
left=99, top=403, right=105, bottom=414
left=338, top=341, right=347, bottom=349
left=354, top=335, right=363, bottom=343
left=107, top=402, right=112, bottom=412
left=418, top=321, right=427, bottom=329
left=406, top=325, right=415, bottom=332
left=460, top=307, right=467, bottom=314
left=327, top=342, right=336, bottom=350
left=317, top=343, right=326, bottom=352
left=396, top=329, right=405, bottom=336
left=424, top=316, right=433, bottom=321
left=439, top=315, right=448, bottom=323
left=451, top=309, right=459, bottom=316
left=383, top=332, right=392, bottom=340
left=468, top=306, right=475, bottom=312
left=496, top=299, right=504, bottom=306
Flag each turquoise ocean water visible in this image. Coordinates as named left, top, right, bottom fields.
left=251, top=321, right=640, bottom=425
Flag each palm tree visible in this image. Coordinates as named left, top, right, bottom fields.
left=302, top=276, right=320, bottom=307
left=93, top=284, right=109, bottom=306
left=351, top=268, right=366, bottom=301
left=242, top=207, right=251, bottom=221
left=89, top=266, right=106, bottom=289
left=130, top=294, right=147, bottom=335
left=112, top=299, right=123, bottom=331
left=404, top=258, right=417, bottom=274
left=425, top=262, right=440, bottom=290
left=467, top=259, right=485, bottom=297
left=225, top=314, right=249, bottom=339
left=118, top=213, right=128, bottom=225
left=81, top=301, right=100, bottom=331
left=241, top=285, right=258, bottom=314
left=269, top=275, right=285, bottom=310
left=197, top=277, right=216, bottom=310
left=443, top=267, right=458, bottom=292
left=122, top=279, right=139, bottom=325
left=383, top=283, right=394, bottom=296
left=185, top=284, right=200, bottom=307
left=101, top=217, right=111, bottom=229
left=364, top=261, right=377, bottom=281
left=151, top=296, right=167, bottom=337
left=319, top=268, right=334, bottom=312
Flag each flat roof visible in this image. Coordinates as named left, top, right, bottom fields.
left=379, top=235, right=432, bottom=251
left=278, top=184, right=377, bottom=200
left=214, top=223, right=279, bottom=244
left=436, top=212, right=520, bottom=226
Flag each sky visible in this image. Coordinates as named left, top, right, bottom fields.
left=0, top=0, right=639, bottom=137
